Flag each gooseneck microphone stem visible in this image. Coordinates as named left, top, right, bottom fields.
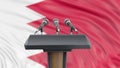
left=56, top=31, right=59, bottom=35
left=40, top=29, right=43, bottom=35
left=70, top=28, right=73, bottom=35
left=34, top=29, right=43, bottom=35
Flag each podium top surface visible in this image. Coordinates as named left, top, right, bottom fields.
left=25, top=35, right=91, bottom=51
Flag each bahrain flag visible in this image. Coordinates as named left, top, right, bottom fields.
left=0, top=0, right=120, bottom=68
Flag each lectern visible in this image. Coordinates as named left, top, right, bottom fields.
left=24, top=35, right=91, bottom=68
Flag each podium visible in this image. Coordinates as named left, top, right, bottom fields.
left=24, top=35, right=91, bottom=68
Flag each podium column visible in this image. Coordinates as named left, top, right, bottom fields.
left=48, top=52, right=66, bottom=68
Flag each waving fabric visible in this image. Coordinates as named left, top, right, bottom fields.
left=28, top=0, right=120, bottom=68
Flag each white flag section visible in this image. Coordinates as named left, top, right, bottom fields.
left=0, top=0, right=45, bottom=68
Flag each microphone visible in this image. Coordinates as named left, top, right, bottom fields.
left=53, top=18, right=60, bottom=32
left=64, top=19, right=78, bottom=32
left=38, top=18, right=49, bottom=32
left=34, top=18, right=49, bottom=34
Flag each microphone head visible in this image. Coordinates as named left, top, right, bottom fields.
left=42, top=18, right=49, bottom=26
left=64, top=18, right=71, bottom=26
left=53, top=18, right=59, bottom=25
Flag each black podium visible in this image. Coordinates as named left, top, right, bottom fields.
left=24, top=35, right=91, bottom=68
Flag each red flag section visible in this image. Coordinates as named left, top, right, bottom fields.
left=27, top=0, right=120, bottom=68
